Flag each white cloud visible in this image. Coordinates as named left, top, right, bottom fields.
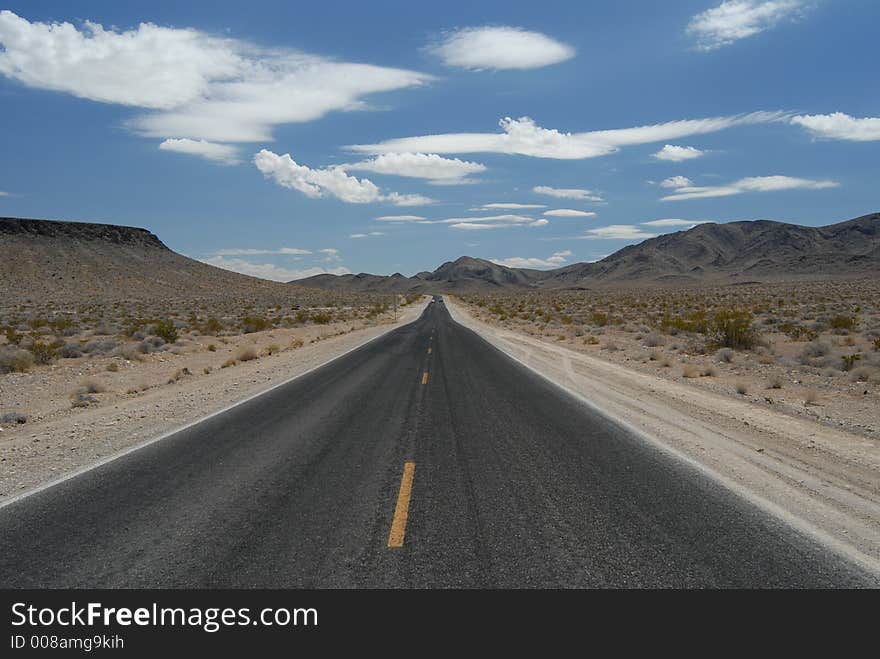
left=791, top=112, right=880, bottom=142
left=533, top=185, right=603, bottom=201
left=543, top=209, right=597, bottom=217
left=215, top=247, right=311, bottom=256
left=652, top=145, right=705, bottom=162
left=375, top=215, right=426, bottom=222
left=348, top=112, right=786, bottom=160
left=158, top=138, right=240, bottom=164
left=641, top=219, right=713, bottom=227
left=478, top=203, right=546, bottom=210
left=449, top=223, right=506, bottom=231
left=448, top=214, right=549, bottom=230
left=0, top=191, right=8, bottom=197
left=491, top=250, right=571, bottom=269
left=254, top=150, right=434, bottom=205
left=201, top=255, right=350, bottom=282
left=660, top=176, right=693, bottom=188
left=660, top=175, right=838, bottom=201
left=350, top=233, right=368, bottom=238
left=344, top=152, right=485, bottom=184
left=350, top=232, right=383, bottom=238
left=427, top=26, right=575, bottom=70
left=382, top=192, right=435, bottom=206
left=0, top=11, right=429, bottom=148
left=687, top=1, right=809, bottom=51
left=584, top=225, right=658, bottom=241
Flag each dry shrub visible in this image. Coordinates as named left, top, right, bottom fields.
left=735, top=382, right=749, bottom=395
left=681, top=364, right=700, bottom=378
left=236, top=345, right=258, bottom=362
left=804, top=389, right=820, bottom=406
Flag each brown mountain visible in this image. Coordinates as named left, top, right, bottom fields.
left=296, top=213, right=880, bottom=291
left=0, top=217, right=308, bottom=304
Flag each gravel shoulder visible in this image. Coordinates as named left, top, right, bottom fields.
left=0, top=300, right=428, bottom=502
left=447, top=297, right=880, bottom=572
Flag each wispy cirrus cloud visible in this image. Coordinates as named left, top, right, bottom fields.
left=215, top=247, right=312, bottom=256
left=640, top=219, right=713, bottom=228
left=476, top=203, right=546, bottom=210
left=791, top=112, right=880, bottom=142
left=687, top=1, right=811, bottom=51
left=375, top=215, right=427, bottom=222
left=427, top=26, right=575, bottom=71
left=582, top=225, right=658, bottom=241
left=543, top=209, right=596, bottom=217
left=254, top=150, right=434, bottom=205
left=660, top=174, right=838, bottom=201
left=348, top=112, right=787, bottom=160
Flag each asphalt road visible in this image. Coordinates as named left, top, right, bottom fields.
left=0, top=299, right=876, bottom=588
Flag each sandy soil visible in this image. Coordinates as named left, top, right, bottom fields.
left=447, top=297, right=880, bottom=572
left=0, top=299, right=428, bottom=501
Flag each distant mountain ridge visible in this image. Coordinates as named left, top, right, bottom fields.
left=297, top=213, right=880, bottom=292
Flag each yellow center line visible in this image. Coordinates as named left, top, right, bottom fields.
left=387, top=462, right=416, bottom=548
left=421, top=372, right=429, bottom=385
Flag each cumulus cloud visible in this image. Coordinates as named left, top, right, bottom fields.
left=791, top=112, right=880, bottom=142
left=583, top=225, right=658, bottom=241
left=348, top=112, right=786, bottom=160
left=427, top=26, right=575, bottom=70
left=640, top=219, right=713, bottom=227
left=660, top=175, right=838, bottom=201
left=0, top=11, right=429, bottom=150
left=254, top=150, right=434, bottom=205
left=201, top=256, right=351, bottom=282
left=533, top=185, right=603, bottom=201
left=659, top=176, right=693, bottom=188
left=344, top=152, right=486, bottom=184
left=491, top=250, right=572, bottom=269
left=159, top=138, right=240, bottom=164
left=543, top=209, right=597, bottom=217
left=652, top=145, right=705, bottom=162
left=687, top=1, right=809, bottom=51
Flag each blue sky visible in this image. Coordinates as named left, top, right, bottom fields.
left=1, top=1, right=878, bottom=279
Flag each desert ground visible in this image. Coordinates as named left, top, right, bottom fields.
left=0, top=292, right=427, bottom=498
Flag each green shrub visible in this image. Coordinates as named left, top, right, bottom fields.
left=154, top=319, right=179, bottom=344
left=829, top=314, right=857, bottom=331
left=708, top=309, right=758, bottom=350
left=310, top=312, right=332, bottom=325
left=241, top=316, right=273, bottom=333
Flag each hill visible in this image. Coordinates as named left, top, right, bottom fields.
left=296, top=213, right=880, bottom=292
